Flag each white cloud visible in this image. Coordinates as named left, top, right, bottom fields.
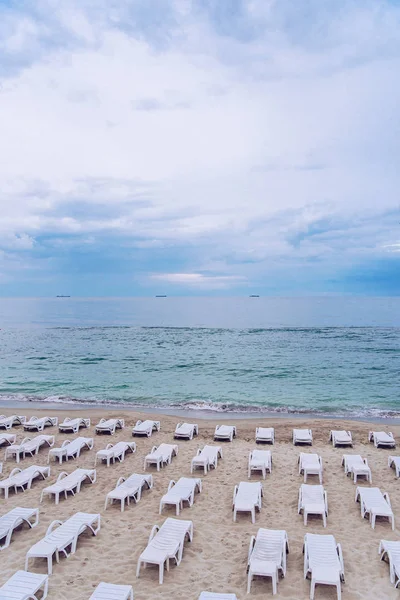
left=150, top=272, right=247, bottom=288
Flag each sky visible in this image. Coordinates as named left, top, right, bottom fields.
left=0, top=0, right=399, bottom=296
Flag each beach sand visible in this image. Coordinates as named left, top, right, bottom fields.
left=0, top=407, right=399, bottom=600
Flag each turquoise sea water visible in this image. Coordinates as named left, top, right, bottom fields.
left=0, top=297, right=399, bottom=418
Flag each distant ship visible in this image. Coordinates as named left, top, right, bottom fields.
left=56, top=295, right=71, bottom=298
left=249, top=295, right=260, bottom=297
left=155, top=295, right=167, bottom=298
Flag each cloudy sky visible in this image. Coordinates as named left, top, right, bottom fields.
left=0, top=0, right=399, bottom=296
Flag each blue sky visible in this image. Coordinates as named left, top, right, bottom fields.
left=0, top=0, right=399, bottom=296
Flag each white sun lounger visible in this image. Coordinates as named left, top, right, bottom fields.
left=248, top=450, right=272, bottom=479
left=199, top=595, right=237, bottom=600
left=174, top=422, right=198, bottom=440
left=355, top=487, right=394, bottom=529
left=233, top=481, right=263, bottom=523
left=5, top=435, right=55, bottom=463
left=214, top=425, right=236, bottom=441
left=132, top=419, right=160, bottom=437
left=25, top=511, right=101, bottom=575
left=247, top=528, right=289, bottom=594
left=298, top=484, right=328, bottom=527
left=255, top=427, right=275, bottom=444
left=23, top=416, right=58, bottom=432
left=369, top=431, right=396, bottom=448
left=329, top=430, right=352, bottom=447
left=136, top=517, right=193, bottom=584
left=0, top=433, right=16, bottom=447
left=90, top=582, right=134, bottom=600
left=95, top=418, right=125, bottom=435
left=191, top=445, right=223, bottom=474
left=304, top=533, right=345, bottom=600
left=388, top=456, right=400, bottom=477
left=105, top=473, right=153, bottom=511
left=48, top=437, right=94, bottom=463
left=293, top=429, right=313, bottom=446
left=95, top=441, right=136, bottom=467
left=59, top=417, right=91, bottom=433
left=0, top=465, right=50, bottom=499
left=298, top=453, right=323, bottom=483
left=40, top=468, right=96, bottom=504
left=0, top=507, right=39, bottom=550
left=0, top=571, right=48, bottom=600
left=159, top=477, right=202, bottom=515
left=379, top=539, right=400, bottom=588
left=342, top=455, right=372, bottom=483
left=144, top=443, right=178, bottom=471
left=0, top=415, right=26, bottom=430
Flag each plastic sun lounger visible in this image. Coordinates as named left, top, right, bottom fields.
left=379, top=540, right=400, bottom=588
left=247, top=528, right=289, bottom=594
left=191, top=445, right=223, bottom=474
left=58, top=417, right=91, bottom=433
left=388, top=456, right=400, bottom=478
left=214, top=425, right=236, bottom=442
left=342, top=455, right=372, bottom=483
left=89, top=582, right=134, bottom=600
left=304, top=533, right=345, bottom=600
left=95, top=441, right=136, bottom=467
left=369, top=431, right=396, bottom=448
left=329, top=430, right=353, bottom=447
left=298, top=453, right=323, bottom=483
left=23, top=416, right=58, bottom=432
left=0, top=465, right=50, bottom=499
left=0, top=571, right=48, bottom=600
left=174, top=423, right=199, bottom=440
left=48, top=437, right=94, bottom=463
left=355, top=487, right=394, bottom=529
left=105, top=473, right=153, bottom=511
left=25, top=512, right=101, bottom=575
left=95, top=418, right=125, bottom=435
left=255, top=427, right=275, bottom=444
left=199, top=594, right=237, bottom=600
left=144, top=444, right=178, bottom=471
left=5, top=435, right=55, bottom=463
left=159, top=477, right=202, bottom=515
left=40, top=468, right=97, bottom=504
left=136, top=517, right=193, bottom=584
left=233, top=481, right=263, bottom=524
left=0, top=415, right=26, bottom=430
left=248, top=450, right=272, bottom=479
left=298, top=484, right=328, bottom=527
left=0, top=433, right=17, bottom=447
left=132, top=420, right=160, bottom=437
left=293, top=429, right=313, bottom=446
left=0, top=507, right=39, bottom=550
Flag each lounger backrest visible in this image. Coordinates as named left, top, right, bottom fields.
left=301, top=484, right=324, bottom=503
left=252, top=529, right=285, bottom=563
left=305, top=534, right=340, bottom=569
left=251, top=450, right=270, bottom=460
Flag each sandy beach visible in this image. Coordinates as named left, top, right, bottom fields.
left=0, top=407, right=398, bottom=600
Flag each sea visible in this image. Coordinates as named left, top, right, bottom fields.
left=0, top=297, right=399, bottom=420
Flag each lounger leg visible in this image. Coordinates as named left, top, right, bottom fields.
left=136, top=560, right=141, bottom=578
left=371, top=514, right=376, bottom=529
left=304, top=511, right=307, bottom=526
left=272, top=572, right=277, bottom=595
left=310, top=578, right=315, bottom=600
left=247, top=571, right=252, bottom=593
left=159, top=562, right=164, bottom=584
left=323, top=512, right=326, bottom=528
left=48, top=555, right=53, bottom=575
left=251, top=508, right=255, bottom=524
left=336, top=582, right=341, bottom=600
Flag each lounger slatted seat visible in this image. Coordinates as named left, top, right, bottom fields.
left=25, top=511, right=101, bottom=574
left=174, top=423, right=198, bottom=440
left=388, top=456, right=400, bottom=477
left=105, top=473, right=153, bottom=511
left=95, top=418, right=125, bottom=435
left=23, top=416, right=58, bottom=431
left=191, top=445, right=222, bottom=474
left=0, top=507, right=39, bottom=550
left=40, top=468, right=96, bottom=504
left=379, top=540, right=400, bottom=588
left=59, top=417, right=91, bottom=433
left=5, top=435, right=55, bottom=463
left=248, top=450, right=272, bottom=479
left=136, top=517, right=193, bottom=584
left=298, top=484, right=328, bottom=527
left=199, top=594, right=237, bottom=600
left=144, top=444, right=178, bottom=471
left=329, top=430, right=352, bottom=447
left=48, top=437, right=94, bottom=463
left=247, top=528, right=289, bottom=594
left=214, top=425, right=236, bottom=442
left=233, top=481, right=263, bottom=523
left=95, top=441, right=136, bottom=467
left=0, top=415, right=26, bottom=430
left=293, top=429, right=312, bottom=446
left=90, top=582, right=134, bottom=600
left=0, top=433, right=16, bottom=447
left=159, top=477, right=202, bottom=515
left=304, top=533, right=345, bottom=600
left=342, top=455, right=372, bottom=483
left=355, top=487, right=394, bottom=529
left=132, top=420, right=160, bottom=437
left=0, top=571, right=48, bottom=600
left=0, top=465, right=50, bottom=499
left=369, top=431, right=396, bottom=448
left=255, top=427, right=275, bottom=444
left=298, top=453, right=323, bottom=483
